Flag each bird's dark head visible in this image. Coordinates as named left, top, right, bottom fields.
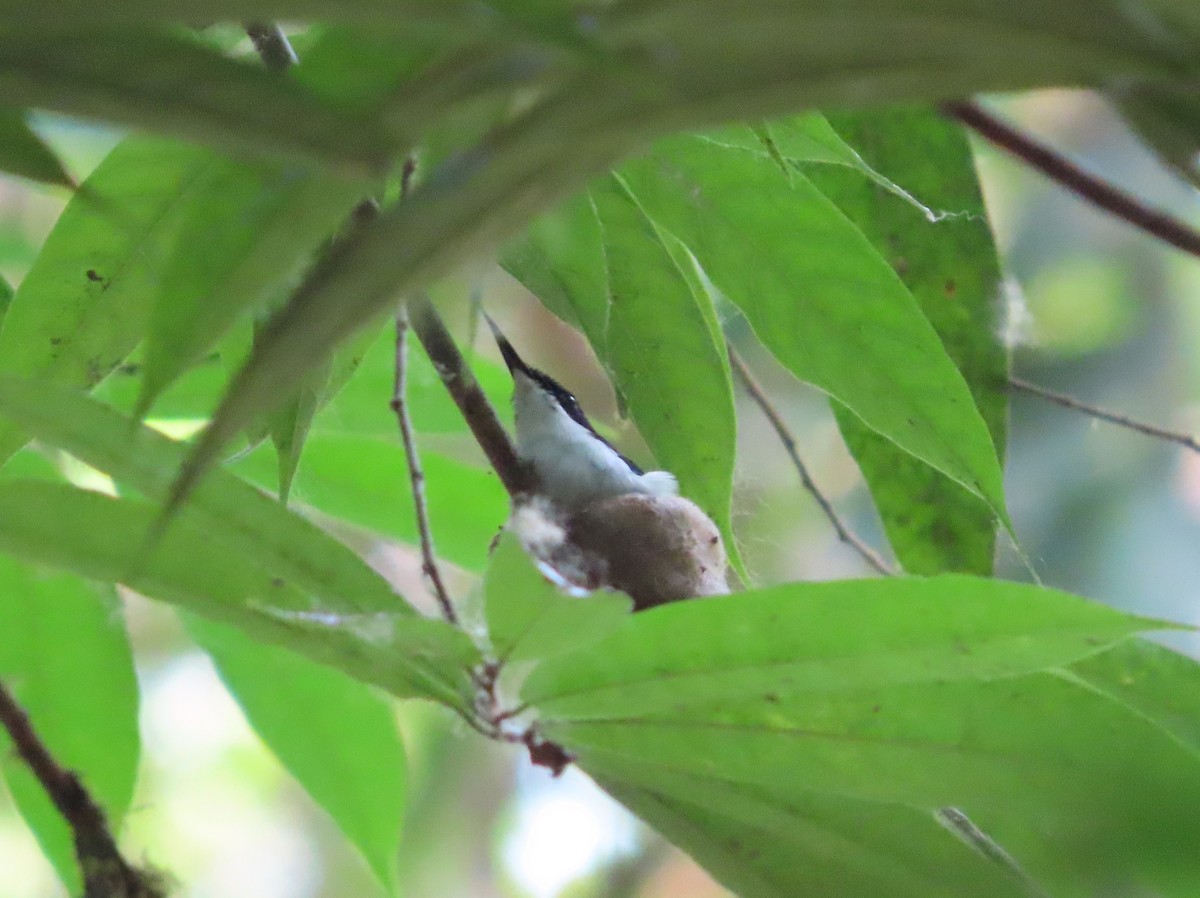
left=484, top=312, right=644, bottom=475
left=484, top=312, right=532, bottom=379
left=485, top=313, right=591, bottom=428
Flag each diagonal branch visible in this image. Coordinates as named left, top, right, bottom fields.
left=1010, top=376, right=1200, bottom=454
left=943, top=100, right=1200, bottom=260
left=0, top=679, right=165, bottom=898
left=391, top=308, right=458, bottom=624
left=392, top=159, right=532, bottom=499
left=727, top=345, right=895, bottom=576
left=407, top=293, right=535, bottom=498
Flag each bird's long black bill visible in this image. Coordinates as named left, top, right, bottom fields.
left=483, top=312, right=530, bottom=377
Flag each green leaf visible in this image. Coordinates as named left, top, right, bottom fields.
left=315, top=320, right=514, bottom=439
left=137, top=22, right=463, bottom=424
left=0, top=375, right=413, bottom=619
left=0, top=108, right=73, bottom=188
left=188, top=615, right=406, bottom=892
left=165, top=81, right=644, bottom=508
left=709, top=113, right=923, bottom=201
left=258, top=316, right=388, bottom=501
left=523, top=576, right=1153, bottom=718
left=0, top=479, right=480, bottom=709
left=597, top=181, right=740, bottom=573
left=618, top=134, right=1008, bottom=521
left=595, top=777, right=1028, bottom=898
left=524, top=580, right=1193, bottom=897
left=807, top=107, right=1009, bottom=575
left=756, top=114, right=879, bottom=168
left=137, top=158, right=366, bottom=416
left=0, top=28, right=396, bottom=172
left=231, top=434, right=508, bottom=574
left=5, top=1, right=587, bottom=43
left=0, top=561, right=138, bottom=894
left=169, top=4, right=1200, bottom=507
left=95, top=345, right=230, bottom=422
left=577, top=675, right=1200, bottom=897
left=0, top=273, right=11, bottom=325
left=485, top=532, right=630, bottom=663
left=1065, top=637, right=1200, bottom=756
left=267, top=362, right=331, bottom=502
left=0, top=136, right=214, bottom=466
left=0, top=447, right=61, bottom=482
left=501, top=193, right=606, bottom=334
left=290, top=26, right=441, bottom=110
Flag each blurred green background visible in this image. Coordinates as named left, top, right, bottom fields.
left=2, top=87, right=1199, bottom=898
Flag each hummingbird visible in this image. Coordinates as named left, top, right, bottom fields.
left=485, top=314, right=678, bottom=512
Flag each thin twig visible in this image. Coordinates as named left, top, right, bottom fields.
left=392, top=309, right=459, bottom=624
left=943, top=100, right=1200, bottom=260
left=1010, top=376, right=1200, bottom=454
left=244, top=22, right=298, bottom=72
left=0, top=679, right=165, bottom=898
left=728, top=346, right=894, bottom=576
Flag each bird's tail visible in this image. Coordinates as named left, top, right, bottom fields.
left=640, top=471, right=680, bottom=496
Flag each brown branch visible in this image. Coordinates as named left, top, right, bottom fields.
left=1010, top=376, right=1200, bottom=454
left=390, top=156, right=530, bottom=497
left=521, top=728, right=574, bottom=776
left=244, top=22, right=298, bottom=72
left=408, top=294, right=535, bottom=497
left=0, top=679, right=165, bottom=898
left=728, top=346, right=895, bottom=576
left=391, top=309, right=459, bottom=624
left=943, top=100, right=1200, bottom=260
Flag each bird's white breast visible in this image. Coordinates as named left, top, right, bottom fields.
left=512, top=375, right=676, bottom=511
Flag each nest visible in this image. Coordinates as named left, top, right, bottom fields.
left=510, top=493, right=730, bottom=610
